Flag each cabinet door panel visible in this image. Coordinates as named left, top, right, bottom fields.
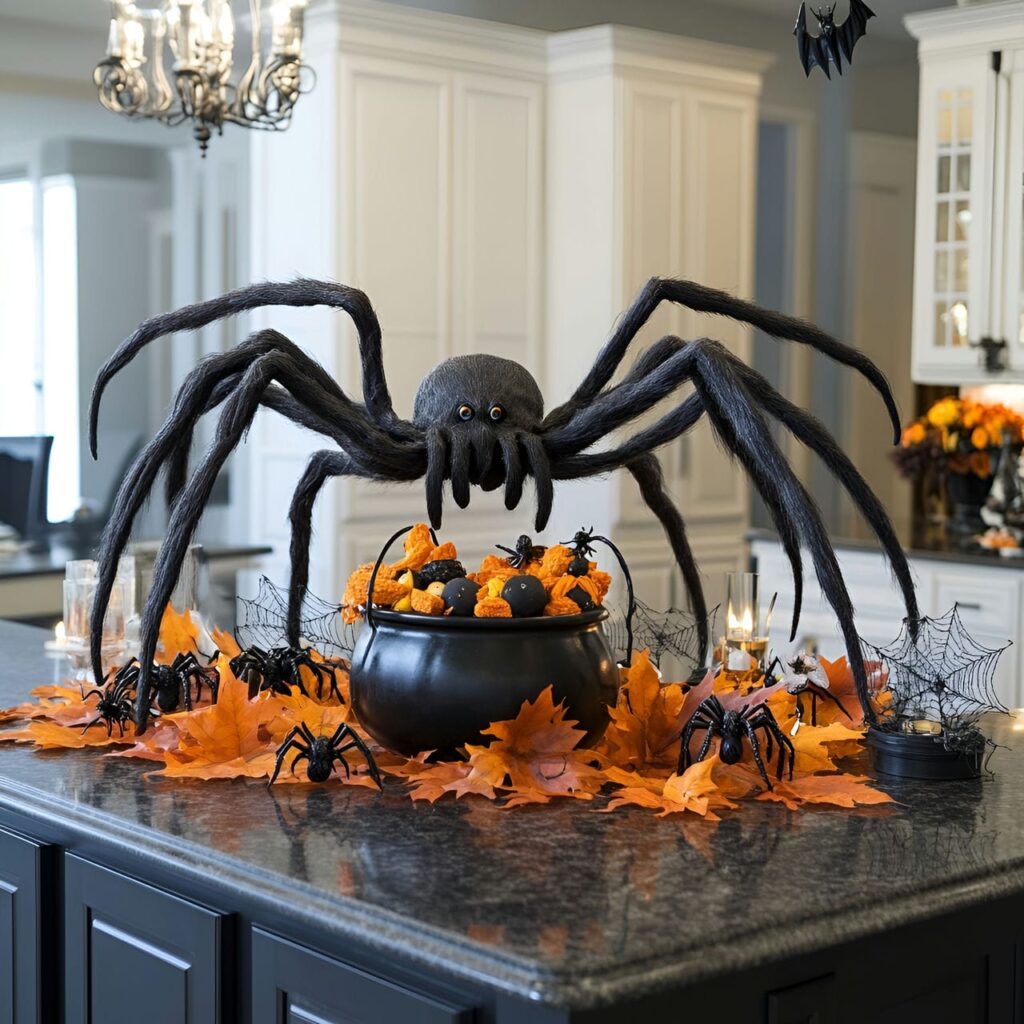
left=0, top=827, right=51, bottom=1024
left=65, top=854, right=227, bottom=1024
left=251, top=928, right=476, bottom=1024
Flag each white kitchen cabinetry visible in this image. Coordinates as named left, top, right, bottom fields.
left=750, top=535, right=1023, bottom=709
left=907, top=2, right=1024, bottom=384
left=249, top=1, right=770, bottom=612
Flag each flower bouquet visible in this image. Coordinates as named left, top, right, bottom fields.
left=893, top=396, right=1024, bottom=534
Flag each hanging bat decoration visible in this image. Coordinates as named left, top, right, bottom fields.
left=794, top=1, right=875, bottom=79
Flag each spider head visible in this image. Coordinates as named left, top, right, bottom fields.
left=413, top=355, right=544, bottom=490
left=814, top=4, right=836, bottom=31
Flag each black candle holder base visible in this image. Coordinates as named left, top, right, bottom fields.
left=867, top=726, right=983, bottom=781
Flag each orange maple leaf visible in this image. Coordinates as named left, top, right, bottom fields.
left=157, top=605, right=201, bottom=664
left=210, top=626, right=241, bottom=659
left=386, top=757, right=490, bottom=802
left=107, top=719, right=183, bottom=763
left=756, top=773, right=894, bottom=811
left=598, top=651, right=688, bottom=768
left=461, top=686, right=604, bottom=802
left=0, top=719, right=134, bottom=749
left=152, top=674, right=282, bottom=780
left=604, top=758, right=738, bottom=819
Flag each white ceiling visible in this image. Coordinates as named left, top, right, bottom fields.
left=0, top=0, right=956, bottom=38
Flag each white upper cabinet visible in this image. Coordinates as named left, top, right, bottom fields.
left=907, top=2, right=1024, bottom=384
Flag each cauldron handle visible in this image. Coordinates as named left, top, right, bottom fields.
left=591, top=534, right=636, bottom=668
left=364, top=524, right=417, bottom=634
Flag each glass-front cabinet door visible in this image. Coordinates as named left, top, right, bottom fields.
left=1006, top=51, right=1024, bottom=370
left=911, top=55, right=996, bottom=382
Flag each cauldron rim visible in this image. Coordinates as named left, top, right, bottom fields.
left=364, top=607, right=609, bottom=633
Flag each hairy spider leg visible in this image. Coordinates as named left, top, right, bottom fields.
left=741, top=717, right=774, bottom=790
left=329, top=722, right=384, bottom=790
left=269, top=725, right=309, bottom=786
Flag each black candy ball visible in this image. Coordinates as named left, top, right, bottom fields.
left=566, top=584, right=596, bottom=612
left=501, top=575, right=548, bottom=617
left=442, top=577, right=480, bottom=616
left=567, top=555, right=590, bottom=577
left=420, top=559, right=467, bottom=586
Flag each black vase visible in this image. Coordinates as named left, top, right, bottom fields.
left=350, top=609, right=620, bottom=758
left=945, top=469, right=994, bottom=535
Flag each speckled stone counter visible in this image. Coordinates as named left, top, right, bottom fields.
left=1, top=620, right=1023, bottom=1015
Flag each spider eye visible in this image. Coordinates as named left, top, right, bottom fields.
left=457, top=404, right=474, bottom=421
left=488, top=405, right=506, bottom=423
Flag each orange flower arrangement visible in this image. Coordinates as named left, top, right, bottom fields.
left=893, top=396, right=1024, bottom=480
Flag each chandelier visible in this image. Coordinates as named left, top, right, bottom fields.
left=94, top=1, right=313, bottom=154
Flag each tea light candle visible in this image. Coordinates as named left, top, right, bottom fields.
left=902, top=718, right=943, bottom=736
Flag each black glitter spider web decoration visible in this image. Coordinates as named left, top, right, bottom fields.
left=606, top=599, right=717, bottom=676
left=863, top=604, right=1010, bottom=734
left=236, top=576, right=358, bottom=659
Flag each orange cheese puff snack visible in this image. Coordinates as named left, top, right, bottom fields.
left=588, top=570, right=612, bottom=602
left=342, top=563, right=410, bottom=619
left=538, top=545, right=572, bottom=578
left=428, top=540, right=458, bottom=562
left=410, top=589, right=445, bottom=615
left=391, top=523, right=435, bottom=571
left=475, top=596, right=513, bottom=618
left=550, top=574, right=602, bottom=606
left=472, top=554, right=516, bottom=585
left=544, top=596, right=580, bottom=616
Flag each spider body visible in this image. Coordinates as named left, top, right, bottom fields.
left=114, top=652, right=218, bottom=714
left=269, top=721, right=382, bottom=788
left=497, top=534, right=545, bottom=569
left=229, top=645, right=345, bottom=702
left=82, top=677, right=136, bottom=737
left=680, top=695, right=795, bottom=791
left=87, top=276, right=920, bottom=731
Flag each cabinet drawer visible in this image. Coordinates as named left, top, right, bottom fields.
left=251, top=929, right=476, bottom=1024
left=931, top=572, right=1020, bottom=642
left=0, top=827, right=53, bottom=1024
left=65, top=854, right=229, bottom=1024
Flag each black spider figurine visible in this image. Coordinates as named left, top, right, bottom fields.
left=87, top=276, right=919, bottom=731
left=497, top=534, right=545, bottom=569
left=679, top=695, right=795, bottom=791
left=113, top=652, right=219, bottom=715
left=82, top=676, right=136, bottom=737
left=269, top=721, right=382, bottom=788
left=230, top=645, right=345, bottom=702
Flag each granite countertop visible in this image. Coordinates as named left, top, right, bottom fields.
left=1, top=621, right=1023, bottom=1009
left=747, top=521, right=1024, bottom=570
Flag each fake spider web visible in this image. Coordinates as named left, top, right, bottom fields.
left=605, top=599, right=717, bottom=677
left=236, top=576, right=358, bottom=659
left=862, top=604, right=1010, bottom=732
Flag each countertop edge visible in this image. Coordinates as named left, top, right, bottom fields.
left=3, top=768, right=1024, bottom=1010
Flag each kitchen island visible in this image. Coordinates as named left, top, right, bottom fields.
left=0, top=619, right=1022, bottom=1023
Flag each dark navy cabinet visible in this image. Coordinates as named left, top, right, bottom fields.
left=251, top=929, right=477, bottom=1024
left=0, top=826, right=52, bottom=1024
left=64, top=854, right=228, bottom=1024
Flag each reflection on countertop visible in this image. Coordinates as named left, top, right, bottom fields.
left=0, top=620, right=1022, bottom=1009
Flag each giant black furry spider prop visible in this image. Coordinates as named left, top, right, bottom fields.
left=86, top=277, right=918, bottom=731
left=679, top=695, right=795, bottom=792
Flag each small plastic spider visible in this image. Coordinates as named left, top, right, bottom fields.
left=113, top=652, right=219, bottom=715
left=229, top=645, right=344, bottom=702
left=496, top=534, right=545, bottom=569
left=679, top=695, right=794, bottom=791
left=769, top=652, right=849, bottom=729
left=82, top=676, right=136, bottom=737
left=269, top=721, right=382, bottom=788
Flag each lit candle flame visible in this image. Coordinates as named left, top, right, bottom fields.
left=727, top=608, right=754, bottom=638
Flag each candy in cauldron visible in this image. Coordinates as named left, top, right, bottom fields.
left=501, top=575, right=547, bottom=617
left=442, top=577, right=480, bottom=616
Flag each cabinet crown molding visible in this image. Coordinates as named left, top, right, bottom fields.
left=308, top=0, right=547, bottom=78
left=905, top=0, right=1024, bottom=56
left=547, top=24, right=774, bottom=89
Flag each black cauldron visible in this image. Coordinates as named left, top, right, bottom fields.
left=348, top=524, right=629, bottom=758
left=351, top=608, right=620, bottom=757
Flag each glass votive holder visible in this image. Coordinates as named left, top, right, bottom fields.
left=62, top=575, right=128, bottom=655
left=719, top=571, right=768, bottom=682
